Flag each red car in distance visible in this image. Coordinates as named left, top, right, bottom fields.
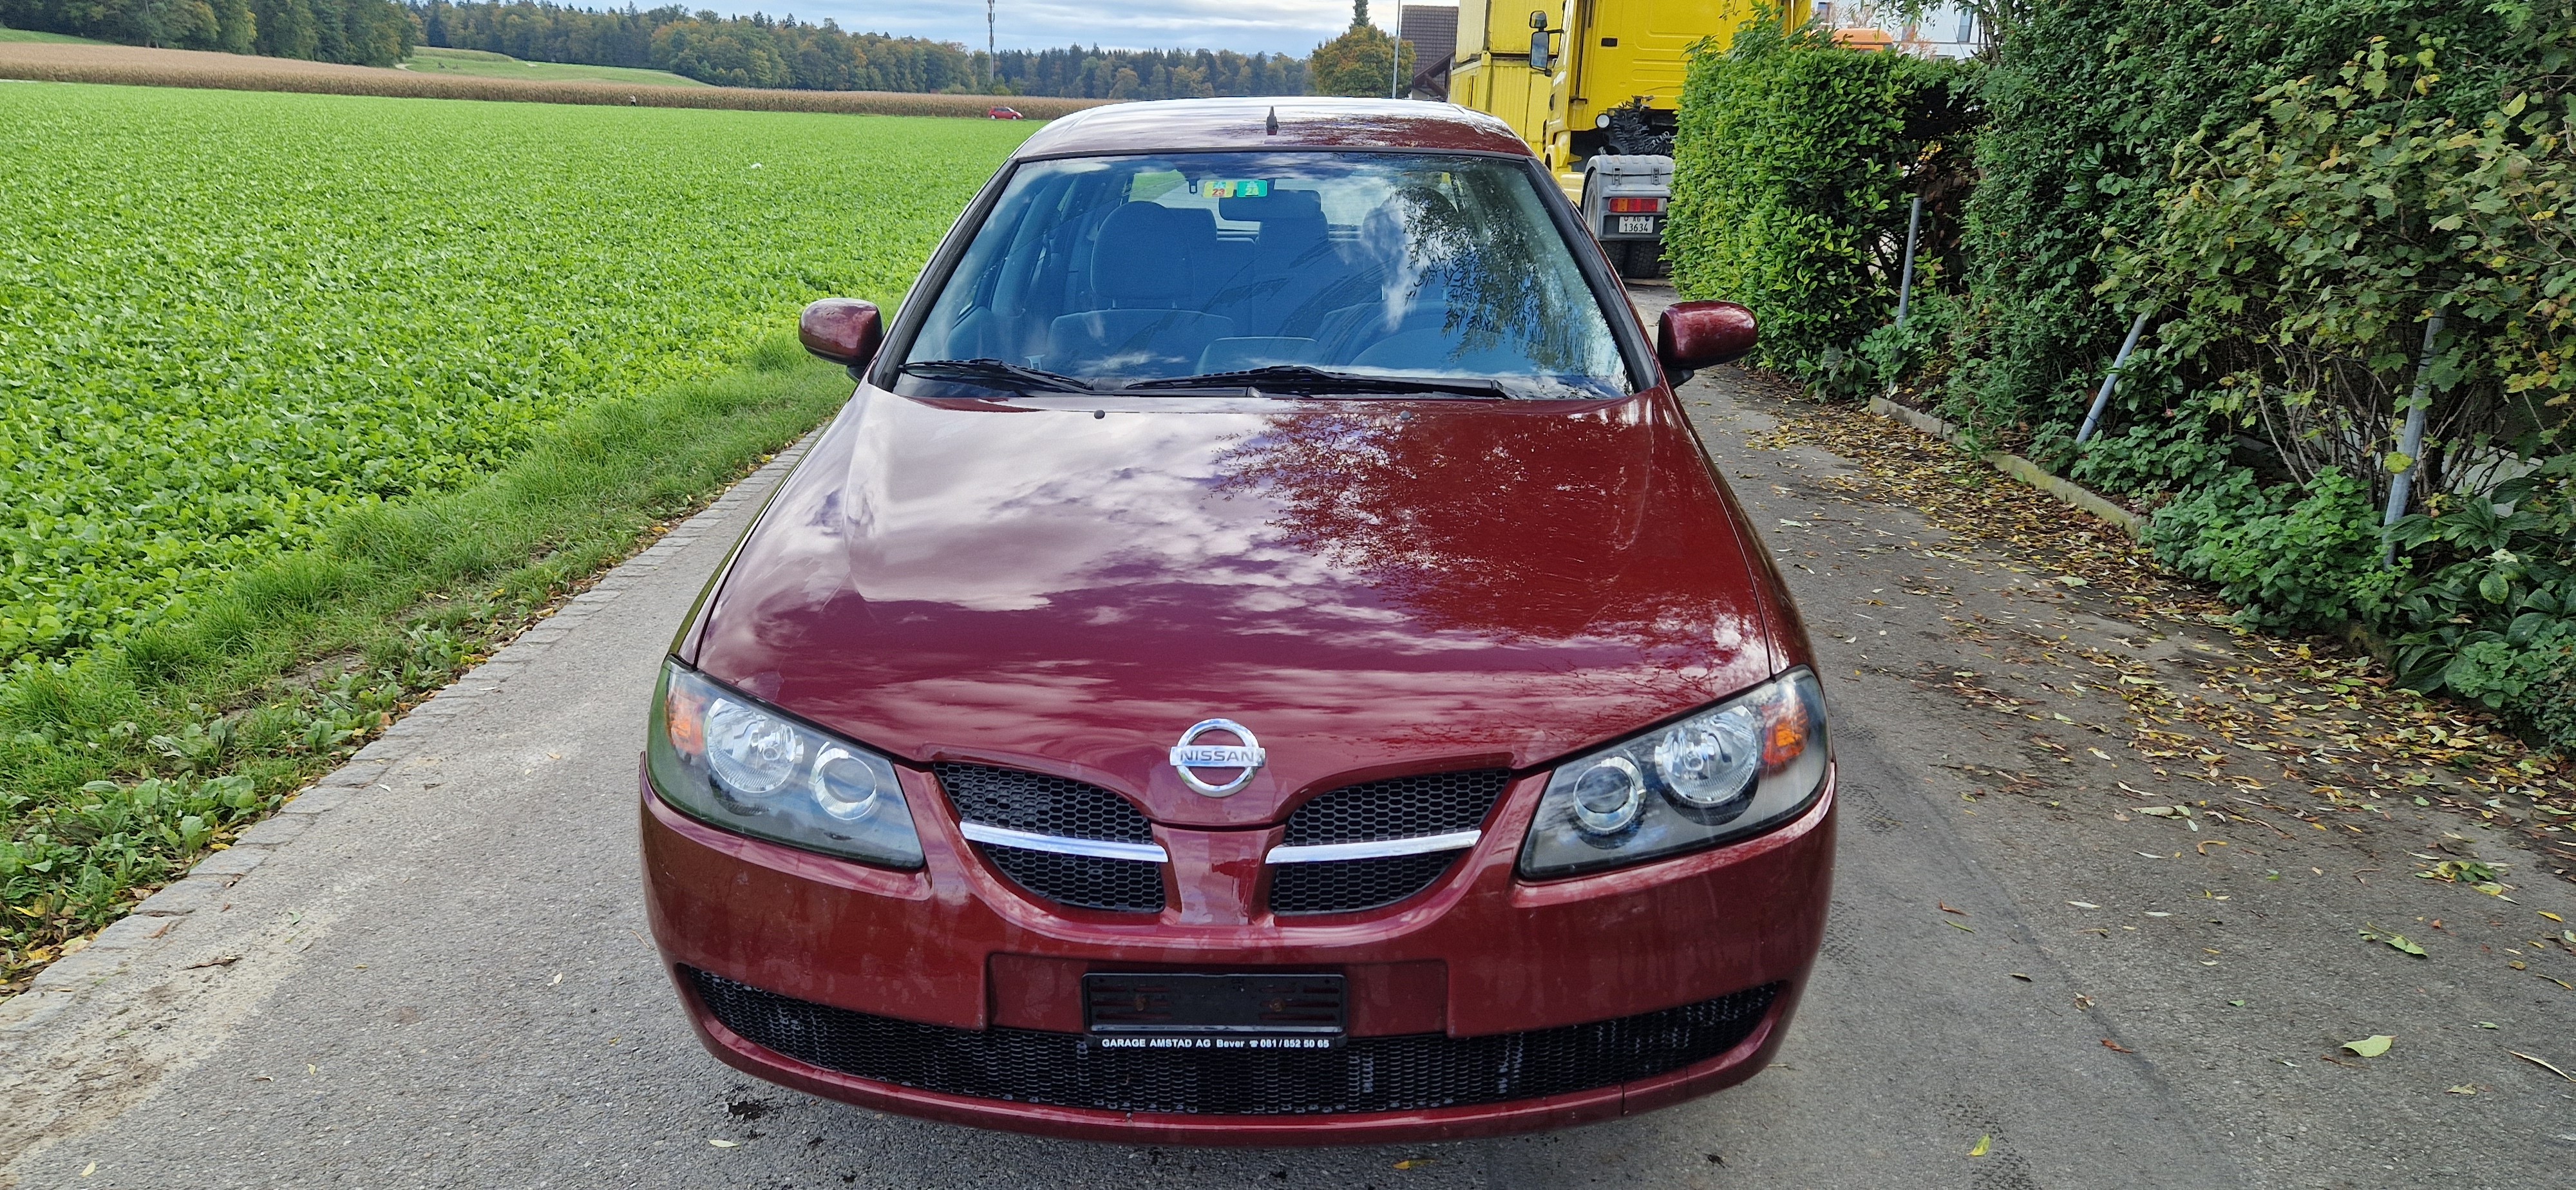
left=642, top=97, right=1833, bottom=1144
left=988, top=105, right=1024, bottom=120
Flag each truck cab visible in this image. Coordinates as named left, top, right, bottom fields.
left=1448, top=0, right=1810, bottom=275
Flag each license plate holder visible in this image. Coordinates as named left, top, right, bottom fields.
left=1084, top=972, right=1345, bottom=1050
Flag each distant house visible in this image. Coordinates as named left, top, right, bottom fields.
left=1399, top=4, right=1459, bottom=100
left=1813, top=1, right=1984, bottom=59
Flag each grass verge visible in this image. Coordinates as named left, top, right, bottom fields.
left=0, top=337, right=853, bottom=992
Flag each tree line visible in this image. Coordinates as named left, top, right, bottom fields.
left=1, top=0, right=412, bottom=65
left=4, top=0, right=1404, bottom=98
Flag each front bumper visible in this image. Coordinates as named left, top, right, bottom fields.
left=641, top=764, right=1835, bottom=1145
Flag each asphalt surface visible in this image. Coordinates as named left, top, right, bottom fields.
left=3, top=285, right=2570, bottom=1188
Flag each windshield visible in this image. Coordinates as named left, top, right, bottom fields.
left=896, top=151, right=1632, bottom=399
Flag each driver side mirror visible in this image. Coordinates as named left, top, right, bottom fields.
left=1529, top=26, right=1555, bottom=73
left=798, top=298, right=882, bottom=366
left=1657, top=300, right=1759, bottom=374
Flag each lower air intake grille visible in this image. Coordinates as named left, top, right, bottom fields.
left=978, top=845, right=1166, bottom=913
left=685, top=967, right=1778, bottom=1116
left=1269, top=850, right=1462, bottom=915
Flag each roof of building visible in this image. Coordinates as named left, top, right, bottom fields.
left=1401, top=4, right=1460, bottom=68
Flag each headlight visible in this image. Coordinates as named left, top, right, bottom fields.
left=1518, top=668, right=1828, bottom=879
left=647, top=659, right=924, bottom=869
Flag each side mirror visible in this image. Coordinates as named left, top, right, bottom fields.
left=1657, top=300, right=1759, bottom=374
left=1529, top=28, right=1554, bottom=72
left=798, top=298, right=882, bottom=366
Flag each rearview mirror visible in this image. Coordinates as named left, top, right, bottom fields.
left=1657, top=300, right=1758, bottom=374
left=798, top=298, right=883, bottom=366
left=1529, top=27, right=1554, bottom=72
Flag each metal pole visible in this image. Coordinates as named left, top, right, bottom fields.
left=2381, top=311, right=2446, bottom=564
left=2074, top=310, right=2152, bottom=446
left=1893, top=193, right=1924, bottom=331
left=1390, top=0, right=1405, bottom=98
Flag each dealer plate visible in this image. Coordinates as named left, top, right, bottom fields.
left=1083, top=972, right=1345, bottom=1048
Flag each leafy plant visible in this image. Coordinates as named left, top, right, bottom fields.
left=2150, top=468, right=2381, bottom=627
left=1667, top=10, right=1978, bottom=386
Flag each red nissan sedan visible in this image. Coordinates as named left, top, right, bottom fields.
left=642, top=97, right=1833, bottom=1144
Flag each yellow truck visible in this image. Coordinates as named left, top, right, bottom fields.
left=1448, top=0, right=1812, bottom=275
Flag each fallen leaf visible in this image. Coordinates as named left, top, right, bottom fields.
left=80, top=1163, right=95, bottom=1177
left=2073, top=994, right=2094, bottom=1009
left=1968, top=1135, right=1992, bottom=1157
left=2068, top=901, right=2101, bottom=909
left=2541, top=911, right=2564, bottom=923
left=2228, top=999, right=2248, bottom=1006
left=2446, top=1084, right=2477, bottom=1095
left=2477, top=1021, right=2499, bottom=1029
left=184, top=955, right=242, bottom=969
left=2009, top=972, right=2032, bottom=981
left=2341, top=1035, right=2394, bottom=1058
left=1940, top=903, right=1968, bottom=915
left=1947, top=920, right=1976, bottom=932
left=2101, top=1038, right=2135, bottom=1053
left=2144, top=911, right=2173, bottom=918
left=1393, top=1158, right=1434, bottom=1170
left=708, top=1138, right=740, bottom=1149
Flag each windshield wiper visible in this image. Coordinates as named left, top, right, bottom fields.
left=898, top=359, right=1097, bottom=395
left=1119, top=365, right=1509, bottom=399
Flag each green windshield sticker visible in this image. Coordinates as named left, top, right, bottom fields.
left=1199, top=178, right=1271, bottom=198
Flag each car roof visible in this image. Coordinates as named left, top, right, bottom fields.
left=1011, top=98, right=1533, bottom=160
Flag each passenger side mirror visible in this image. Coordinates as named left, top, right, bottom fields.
left=1657, top=300, right=1759, bottom=374
left=798, top=298, right=883, bottom=367
left=1529, top=26, right=1554, bottom=73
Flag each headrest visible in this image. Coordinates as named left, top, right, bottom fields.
left=1219, top=187, right=1324, bottom=224
left=1094, top=203, right=1214, bottom=301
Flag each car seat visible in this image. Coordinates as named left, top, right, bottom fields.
left=1046, top=202, right=1235, bottom=377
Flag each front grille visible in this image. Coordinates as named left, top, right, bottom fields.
left=686, top=967, right=1779, bottom=1116
left=1269, top=850, right=1463, bottom=915
left=1282, top=770, right=1510, bottom=845
left=979, top=845, right=1166, bottom=913
left=934, top=763, right=1155, bottom=842
left=936, top=763, right=1164, bottom=912
left=1268, top=770, right=1510, bottom=914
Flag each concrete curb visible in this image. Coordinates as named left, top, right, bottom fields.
left=0, top=432, right=813, bottom=1037
left=1867, top=396, right=2147, bottom=542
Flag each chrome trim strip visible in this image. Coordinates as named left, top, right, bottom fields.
left=959, top=822, right=1168, bottom=864
left=1265, top=830, right=1482, bottom=865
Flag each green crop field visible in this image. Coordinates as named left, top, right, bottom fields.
left=0, top=83, right=1024, bottom=665
left=0, top=83, right=1029, bottom=983
left=399, top=46, right=707, bottom=87
left=0, top=25, right=108, bottom=42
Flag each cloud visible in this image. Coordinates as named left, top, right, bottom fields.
left=762, top=0, right=1383, bottom=57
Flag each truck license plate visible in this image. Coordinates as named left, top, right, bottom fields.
left=1617, top=215, right=1656, bottom=234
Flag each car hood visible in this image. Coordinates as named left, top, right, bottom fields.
left=689, top=386, right=1780, bottom=827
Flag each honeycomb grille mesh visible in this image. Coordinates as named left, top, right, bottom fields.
left=1281, top=770, right=1511, bottom=845
left=687, top=967, right=1779, bottom=1117
left=1269, top=851, right=1461, bottom=915
left=934, top=763, right=1153, bottom=842
left=979, top=845, right=1166, bottom=913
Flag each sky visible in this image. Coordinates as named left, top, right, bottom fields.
left=773, top=1, right=1388, bottom=57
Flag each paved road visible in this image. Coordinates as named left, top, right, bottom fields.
left=4, top=289, right=2570, bottom=1188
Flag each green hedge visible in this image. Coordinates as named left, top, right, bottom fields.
left=1663, top=1, right=2576, bottom=750
left=1665, top=15, right=1975, bottom=386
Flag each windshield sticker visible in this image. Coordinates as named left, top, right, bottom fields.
left=1197, top=178, right=1272, bottom=199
